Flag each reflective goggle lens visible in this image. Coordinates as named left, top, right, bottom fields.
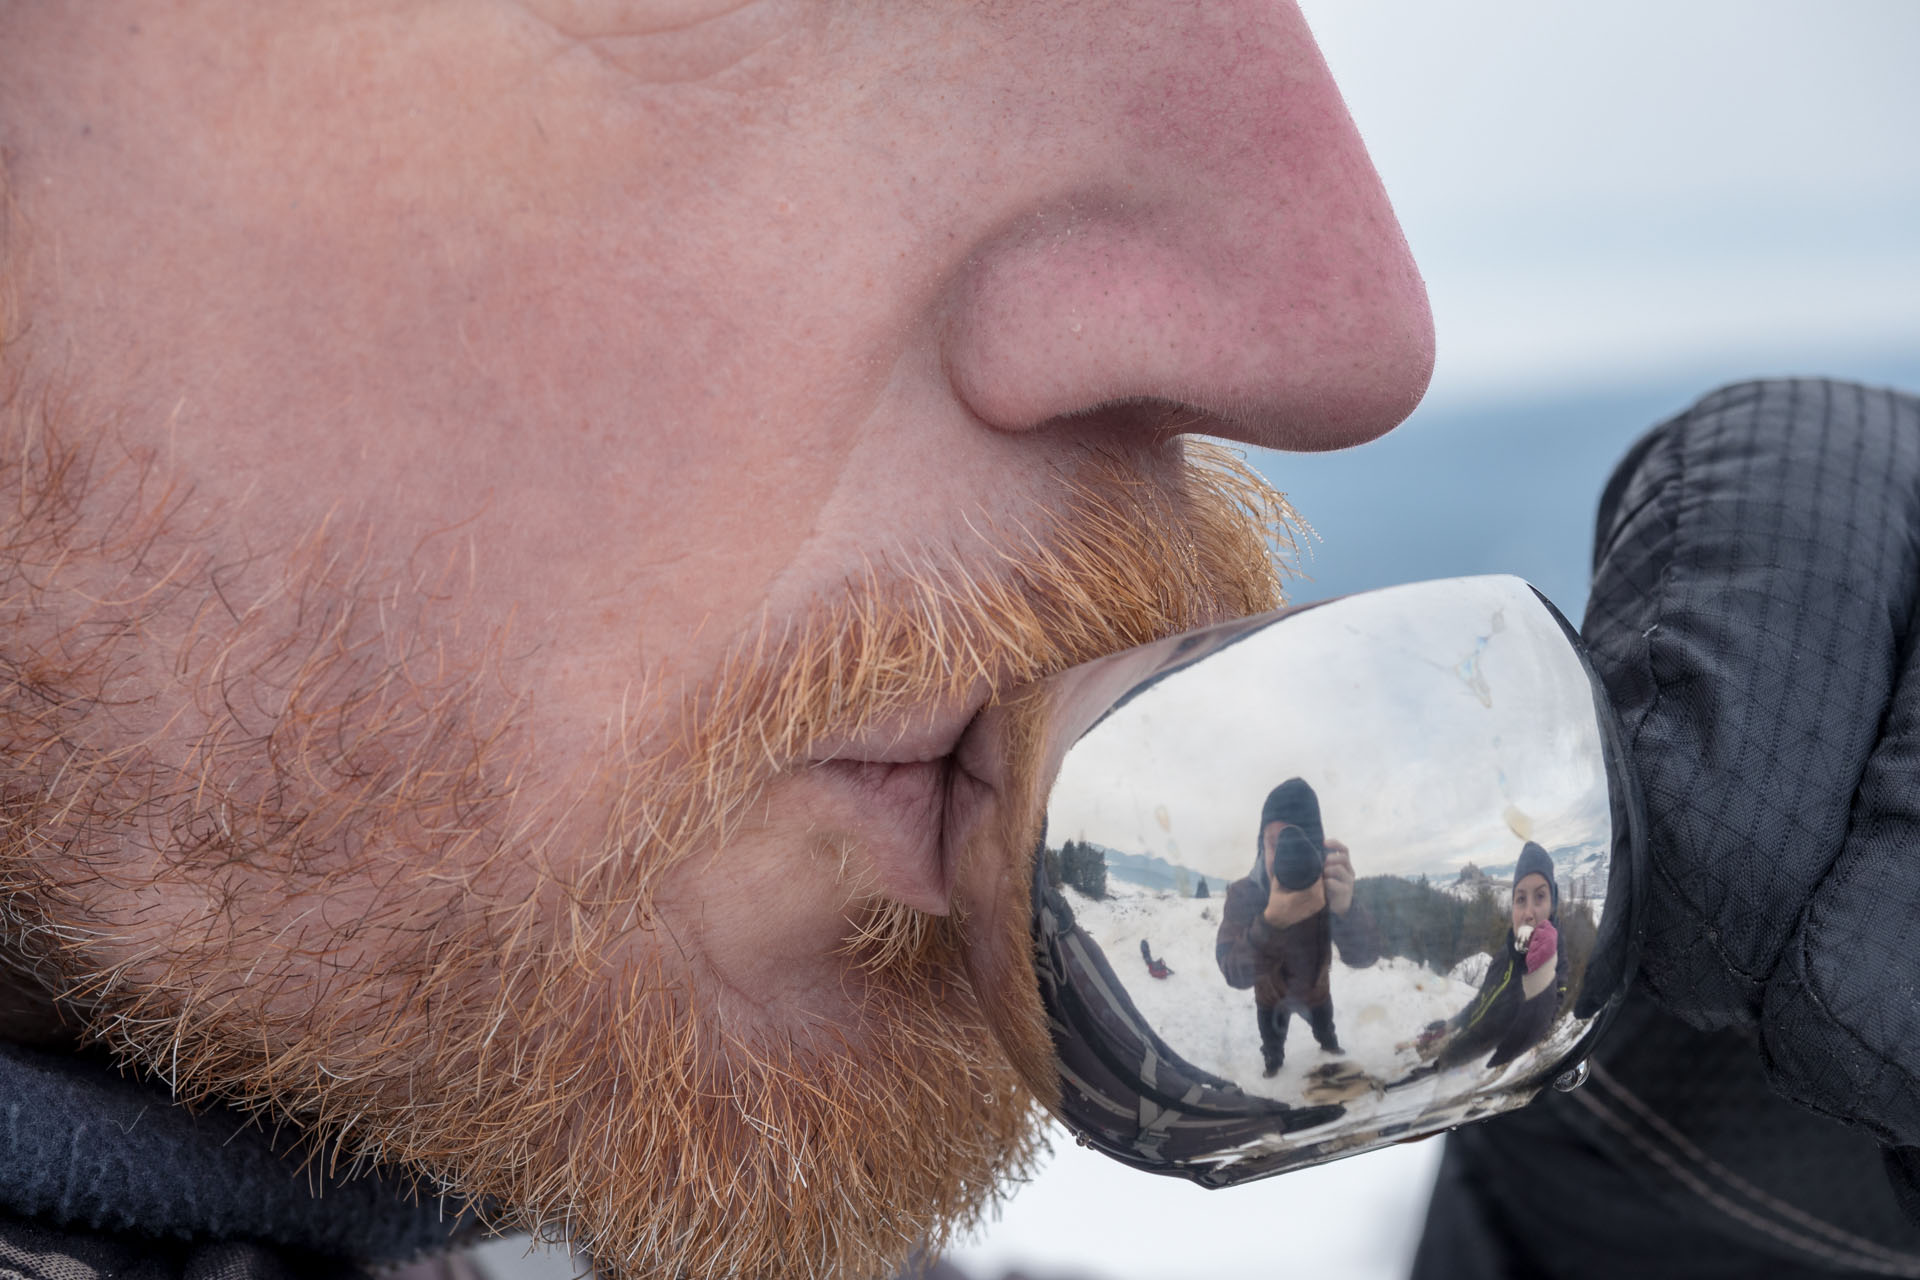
left=1027, top=576, right=1643, bottom=1185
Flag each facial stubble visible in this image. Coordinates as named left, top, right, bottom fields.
left=0, top=341, right=1297, bottom=1276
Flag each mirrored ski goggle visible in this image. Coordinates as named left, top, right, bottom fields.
left=1025, top=575, right=1644, bottom=1186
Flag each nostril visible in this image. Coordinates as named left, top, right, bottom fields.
left=1054, top=396, right=1227, bottom=443
left=941, top=197, right=1434, bottom=456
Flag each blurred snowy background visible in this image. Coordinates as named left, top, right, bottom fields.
left=946, top=4, right=1919, bottom=1279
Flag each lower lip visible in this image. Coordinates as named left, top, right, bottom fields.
left=811, top=757, right=956, bottom=912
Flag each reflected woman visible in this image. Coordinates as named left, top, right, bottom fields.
left=1215, top=779, right=1382, bottom=1077
left=1431, top=842, right=1569, bottom=1071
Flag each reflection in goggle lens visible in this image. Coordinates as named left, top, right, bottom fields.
left=1028, top=576, right=1643, bottom=1186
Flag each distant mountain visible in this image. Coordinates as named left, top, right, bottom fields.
left=1091, top=835, right=1610, bottom=901
left=1091, top=843, right=1215, bottom=896
left=1255, top=359, right=1920, bottom=620
left=1442, top=840, right=1609, bottom=902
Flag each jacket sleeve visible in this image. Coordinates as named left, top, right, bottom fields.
left=1448, top=946, right=1511, bottom=1036
left=1486, top=985, right=1559, bottom=1070
left=1214, top=881, right=1284, bottom=989
left=1582, top=379, right=1920, bottom=1198
left=1436, top=957, right=1514, bottom=1070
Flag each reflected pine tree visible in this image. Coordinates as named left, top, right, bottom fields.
left=1043, top=840, right=1109, bottom=900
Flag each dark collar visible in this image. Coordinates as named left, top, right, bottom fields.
left=0, top=1039, right=475, bottom=1265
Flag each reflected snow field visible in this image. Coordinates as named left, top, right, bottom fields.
left=1070, top=882, right=1480, bottom=1101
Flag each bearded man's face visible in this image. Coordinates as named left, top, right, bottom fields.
left=0, top=3, right=1431, bottom=1276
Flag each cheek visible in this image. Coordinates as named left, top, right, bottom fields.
left=643, top=774, right=891, bottom=1019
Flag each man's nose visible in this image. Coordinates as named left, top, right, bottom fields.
left=940, top=2, right=1434, bottom=454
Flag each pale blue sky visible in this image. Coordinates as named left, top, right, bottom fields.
left=1301, top=0, right=1920, bottom=403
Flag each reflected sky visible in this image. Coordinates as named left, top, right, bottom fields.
left=1046, top=578, right=1609, bottom=884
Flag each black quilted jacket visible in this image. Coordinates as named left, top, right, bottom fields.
left=1416, top=379, right=1920, bottom=1279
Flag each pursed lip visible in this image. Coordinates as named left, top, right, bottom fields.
left=803, top=692, right=997, bottom=915
left=802, top=677, right=994, bottom=768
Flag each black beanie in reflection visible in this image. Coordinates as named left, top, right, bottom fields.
left=1259, top=778, right=1326, bottom=850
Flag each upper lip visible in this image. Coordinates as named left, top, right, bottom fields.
left=803, top=683, right=994, bottom=769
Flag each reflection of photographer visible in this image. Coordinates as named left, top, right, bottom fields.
left=1215, top=779, right=1382, bottom=1077
left=1420, top=843, right=1568, bottom=1071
